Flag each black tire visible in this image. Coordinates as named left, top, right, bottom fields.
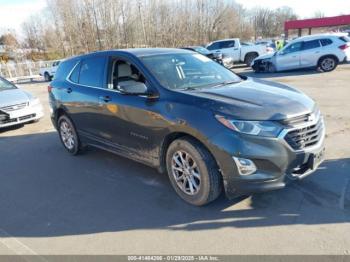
left=57, top=115, right=82, bottom=155
left=44, top=72, right=52, bottom=82
left=166, top=137, right=222, bottom=206
left=318, top=56, right=338, bottom=72
left=244, top=53, right=258, bottom=66
left=268, top=62, right=276, bottom=73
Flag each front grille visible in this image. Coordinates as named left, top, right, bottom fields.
left=19, top=114, right=36, bottom=121
left=0, top=102, right=28, bottom=112
left=0, top=114, right=36, bottom=125
left=284, top=117, right=324, bottom=150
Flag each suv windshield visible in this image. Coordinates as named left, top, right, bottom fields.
left=141, top=53, right=241, bottom=90
left=0, top=77, right=16, bottom=91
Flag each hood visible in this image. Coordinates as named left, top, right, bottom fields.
left=255, top=52, right=275, bottom=60
left=0, top=89, right=31, bottom=107
left=186, top=78, right=315, bottom=121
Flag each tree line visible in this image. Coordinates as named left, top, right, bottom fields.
left=13, top=0, right=298, bottom=60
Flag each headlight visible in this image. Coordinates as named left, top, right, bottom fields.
left=30, top=97, right=41, bottom=106
left=215, top=115, right=283, bottom=137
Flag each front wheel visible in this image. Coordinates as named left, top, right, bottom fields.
left=319, top=56, right=338, bottom=72
left=244, top=53, right=258, bottom=66
left=44, top=72, right=51, bottom=82
left=57, top=115, right=82, bottom=155
left=166, top=137, right=222, bottom=206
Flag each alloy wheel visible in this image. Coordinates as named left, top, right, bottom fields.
left=321, top=58, right=335, bottom=71
left=171, top=150, right=201, bottom=195
left=59, top=120, right=75, bottom=150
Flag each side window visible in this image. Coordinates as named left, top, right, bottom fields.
left=219, top=41, right=235, bottom=49
left=320, top=39, right=333, bottom=46
left=282, top=42, right=302, bottom=54
left=110, top=59, right=146, bottom=91
left=206, top=42, right=220, bottom=50
left=79, top=56, right=106, bottom=87
left=302, top=40, right=321, bottom=50
left=69, top=62, right=80, bottom=83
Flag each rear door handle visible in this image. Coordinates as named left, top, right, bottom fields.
left=99, top=96, right=111, bottom=103
left=66, top=87, right=72, bottom=93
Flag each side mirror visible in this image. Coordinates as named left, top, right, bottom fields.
left=119, top=81, right=148, bottom=95
left=118, top=81, right=158, bottom=98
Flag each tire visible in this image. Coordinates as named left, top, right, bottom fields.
left=318, top=56, right=338, bottom=72
left=268, top=62, right=276, bottom=73
left=166, top=137, right=222, bottom=206
left=244, top=53, right=258, bottom=66
left=57, top=115, right=82, bottom=155
left=44, top=72, right=52, bottom=82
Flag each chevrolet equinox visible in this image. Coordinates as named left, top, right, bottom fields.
left=49, top=48, right=325, bottom=206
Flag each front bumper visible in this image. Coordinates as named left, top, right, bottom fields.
left=208, top=119, right=326, bottom=199
left=0, top=104, right=44, bottom=128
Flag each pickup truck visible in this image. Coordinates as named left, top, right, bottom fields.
left=39, top=60, right=61, bottom=81
left=206, top=38, right=268, bottom=66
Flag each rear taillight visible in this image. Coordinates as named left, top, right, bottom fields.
left=48, top=85, right=52, bottom=92
left=339, top=44, right=349, bottom=50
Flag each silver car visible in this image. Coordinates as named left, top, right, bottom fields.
left=0, top=77, right=43, bottom=128
left=251, top=34, right=350, bottom=73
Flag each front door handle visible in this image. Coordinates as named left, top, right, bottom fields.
left=99, top=96, right=111, bottom=103
left=66, top=87, right=72, bottom=93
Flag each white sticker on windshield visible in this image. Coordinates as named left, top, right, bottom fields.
left=193, top=54, right=211, bottom=62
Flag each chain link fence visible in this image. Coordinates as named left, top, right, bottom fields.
left=0, top=60, right=56, bottom=82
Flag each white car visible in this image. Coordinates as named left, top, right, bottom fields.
left=206, top=38, right=268, bottom=66
left=251, top=34, right=350, bottom=73
left=0, top=77, right=43, bottom=128
left=39, top=60, right=61, bottom=81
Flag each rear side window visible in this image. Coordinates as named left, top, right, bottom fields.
left=79, top=56, right=106, bottom=87
left=54, top=59, right=77, bottom=81
left=219, top=41, right=235, bottom=49
left=339, top=36, right=350, bottom=43
left=302, top=40, right=321, bottom=50
left=69, top=62, right=80, bottom=83
left=320, top=38, right=333, bottom=46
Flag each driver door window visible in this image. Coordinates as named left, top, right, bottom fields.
left=110, top=60, right=146, bottom=92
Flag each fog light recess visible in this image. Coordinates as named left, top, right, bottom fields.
left=233, top=157, right=257, bottom=176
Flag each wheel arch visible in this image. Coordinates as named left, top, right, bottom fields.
left=244, top=52, right=259, bottom=62
left=317, top=54, right=339, bottom=65
left=158, top=132, right=221, bottom=177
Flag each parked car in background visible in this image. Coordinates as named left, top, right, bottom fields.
left=0, top=76, right=43, bottom=128
left=181, top=46, right=224, bottom=65
left=206, top=38, right=267, bottom=66
left=49, top=48, right=325, bottom=206
left=256, top=40, right=277, bottom=53
left=39, top=60, right=61, bottom=81
left=252, top=34, right=350, bottom=73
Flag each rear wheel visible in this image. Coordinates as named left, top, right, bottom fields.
left=57, top=115, right=81, bottom=155
left=319, top=56, right=338, bottom=72
left=166, top=137, right=222, bottom=206
left=44, top=72, right=51, bottom=82
left=244, top=53, right=258, bottom=66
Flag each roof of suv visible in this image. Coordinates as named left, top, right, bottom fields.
left=69, top=48, right=192, bottom=61
left=291, top=34, right=341, bottom=42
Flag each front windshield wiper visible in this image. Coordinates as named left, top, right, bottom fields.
left=177, top=80, right=240, bottom=91
left=207, top=80, right=240, bottom=88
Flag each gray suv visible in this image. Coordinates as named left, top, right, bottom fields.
left=49, top=49, right=325, bottom=206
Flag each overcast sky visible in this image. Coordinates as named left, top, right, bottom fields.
left=0, top=0, right=350, bottom=35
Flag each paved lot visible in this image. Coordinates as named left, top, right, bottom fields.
left=0, top=64, right=349, bottom=255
